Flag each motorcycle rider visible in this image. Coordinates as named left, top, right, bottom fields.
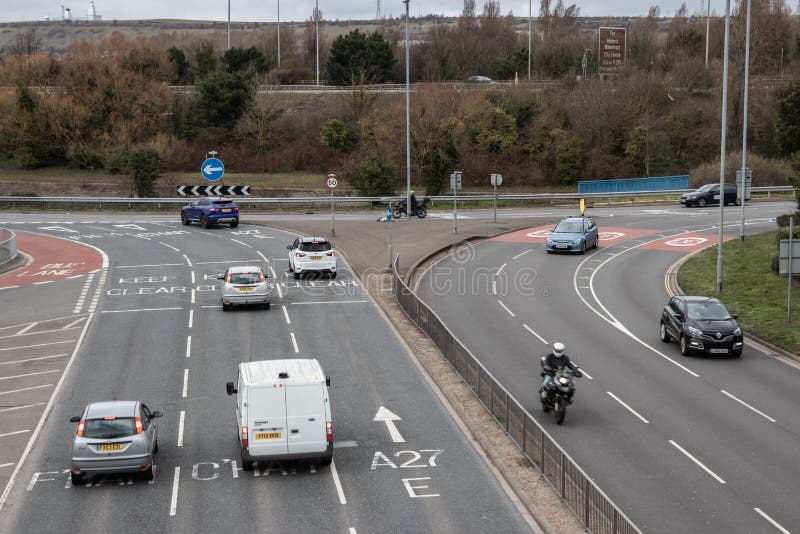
left=409, top=190, right=419, bottom=216
left=539, top=342, right=582, bottom=400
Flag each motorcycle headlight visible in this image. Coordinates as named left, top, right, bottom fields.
left=688, top=326, right=703, bottom=337
left=558, top=376, right=570, bottom=386
left=734, top=327, right=742, bottom=337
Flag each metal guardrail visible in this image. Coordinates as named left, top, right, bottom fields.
left=391, top=255, right=640, bottom=534
left=0, top=186, right=793, bottom=208
left=0, top=228, right=17, bottom=266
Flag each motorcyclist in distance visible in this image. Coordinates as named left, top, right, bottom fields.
left=409, top=190, right=419, bottom=215
left=539, top=342, right=582, bottom=400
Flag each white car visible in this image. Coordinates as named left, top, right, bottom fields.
left=287, top=236, right=337, bottom=279
left=217, top=265, right=271, bottom=310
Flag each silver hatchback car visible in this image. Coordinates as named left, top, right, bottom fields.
left=218, top=265, right=272, bottom=311
left=69, top=400, right=162, bottom=485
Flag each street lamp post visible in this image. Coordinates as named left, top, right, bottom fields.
left=527, top=0, right=532, bottom=81
left=705, top=0, right=710, bottom=69
left=227, top=0, right=231, bottom=50
left=739, top=0, right=752, bottom=241
left=404, top=0, right=411, bottom=220
left=277, top=0, right=281, bottom=67
left=315, top=0, right=320, bottom=86
left=716, top=0, right=732, bottom=294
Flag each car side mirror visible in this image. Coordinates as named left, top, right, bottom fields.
left=226, top=381, right=237, bottom=395
left=69, top=416, right=81, bottom=423
left=215, top=274, right=225, bottom=280
left=732, top=314, right=738, bottom=320
left=151, top=411, right=163, bottom=419
left=286, top=245, right=292, bottom=250
left=325, top=376, right=331, bottom=387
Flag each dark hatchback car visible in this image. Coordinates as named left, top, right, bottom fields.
left=680, top=183, right=740, bottom=208
left=181, top=197, right=240, bottom=228
left=660, top=296, right=743, bottom=357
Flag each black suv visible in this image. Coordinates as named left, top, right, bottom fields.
left=680, top=183, right=739, bottom=208
left=660, top=296, right=743, bottom=357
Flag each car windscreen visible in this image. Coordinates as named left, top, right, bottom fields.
left=686, top=302, right=732, bottom=321
left=230, top=272, right=263, bottom=284
left=83, top=418, right=135, bottom=439
left=696, top=184, right=715, bottom=192
left=553, top=222, right=584, bottom=233
left=299, top=242, right=332, bottom=252
left=213, top=199, right=234, bottom=205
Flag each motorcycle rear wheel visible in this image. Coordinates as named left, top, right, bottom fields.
left=416, top=207, right=427, bottom=218
left=541, top=401, right=550, bottom=413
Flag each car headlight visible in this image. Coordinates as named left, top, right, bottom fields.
left=688, top=326, right=703, bottom=337
left=734, top=327, right=742, bottom=336
left=572, top=239, right=582, bottom=245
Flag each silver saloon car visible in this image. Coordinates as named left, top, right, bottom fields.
left=70, top=401, right=162, bottom=485
left=218, top=265, right=272, bottom=310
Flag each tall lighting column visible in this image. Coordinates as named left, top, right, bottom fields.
left=527, top=0, right=531, bottom=81
left=739, top=0, right=752, bottom=241
left=227, top=0, right=231, bottom=50
left=277, top=0, right=281, bottom=67
left=705, top=0, right=710, bottom=68
left=315, top=0, right=320, bottom=85
left=716, top=0, right=732, bottom=294
left=404, top=0, right=411, bottom=219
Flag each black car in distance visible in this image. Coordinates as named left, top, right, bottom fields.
left=680, top=183, right=740, bottom=208
left=660, top=296, right=743, bottom=357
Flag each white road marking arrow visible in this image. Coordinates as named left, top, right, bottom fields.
left=113, top=224, right=147, bottom=231
left=203, top=164, right=223, bottom=176
left=37, top=225, right=78, bottom=233
left=373, top=406, right=405, bottom=443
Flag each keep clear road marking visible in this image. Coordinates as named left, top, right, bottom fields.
left=169, top=467, right=180, bottom=516
left=668, top=440, right=726, bottom=484
left=754, top=508, right=791, bottom=534
left=606, top=392, right=650, bottom=423
left=373, top=406, right=405, bottom=443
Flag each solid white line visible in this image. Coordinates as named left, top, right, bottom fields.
left=191, top=289, right=196, bottom=304
left=169, top=467, right=180, bottom=516
left=0, top=463, right=13, bottom=469
left=512, top=249, right=533, bottom=260
left=289, top=300, right=367, bottom=305
left=0, top=430, right=30, bottom=438
left=66, top=275, right=82, bottom=279
left=754, top=508, right=790, bottom=534
left=195, top=259, right=261, bottom=265
left=115, top=263, right=184, bottom=269
left=0, top=314, right=93, bottom=512
left=0, top=403, right=45, bottom=413
left=497, top=263, right=507, bottom=275
left=182, top=254, right=193, bottom=267
left=576, top=367, right=593, bottom=380
left=231, top=239, right=252, bottom=248
left=329, top=459, right=347, bottom=505
left=492, top=281, right=497, bottom=295
left=182, top=369, right=189, bottom=398
left=269, top=266, right=277, bottom=279
left=0, top=286, right=19, bottom=290
left=290, top=333, right=299, bottom=353
left=0, top=384, right=53, bottom=396
left=185, top=336, right=192, bottom=358
left=257, top=251, right=269, bottom=263
left=159, top=242, right=180, bottom=252
left=0, top=354, right=69, bottom=366
left=177, top=411, right=185, bottom=447
left=0, top=341, right=73, bottom=352
left=15, top=322, right=38, bottom=335
left=282, top=305, right=291, bottom=324
left=63, top=317, right=86, bottom=329
left=497, top=300, right=515, bottom=317
left=275, top=282, right=283, bottom=299
left=101, top=307, right=183, bottom=314
left=0, top=327, right=80, bottom=340
left=188, top=310, right=193, bottom=329
left=668, top=440, right=726, bottom=484
left=32, top=281, right=53, bottom=286
left=0, top=370, right=60, bottom=381
left=191, top=271, right=195, bottom=284
left=606, top=392, right=650, bottom=423
left=721, top=390, right=776, bottom=423
left=522, top=324, right=548, bottom=344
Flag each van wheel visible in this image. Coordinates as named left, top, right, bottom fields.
left=264, top=302, right=270, bottom=310
left=318, top=454, right=333, bottom=466
left=142, top=466, right=154, bottom=481
left=293, top=272, right=300, bottom=280
left=241, top=449, right=254, bottom=470
left=71, top=473, right=84, bottom=486
left=330, top=272, right=337, bottom=279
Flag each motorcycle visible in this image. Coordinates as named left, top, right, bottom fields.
left=539, top=357, right=579, bottom=425
left=393, top=197, right=429, bottom=219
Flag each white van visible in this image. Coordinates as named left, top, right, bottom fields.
left=226, top=359, right=333, bottom=468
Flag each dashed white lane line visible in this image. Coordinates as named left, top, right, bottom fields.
left=720, top=390, right=776, bottom=423
left=191, top=289, right=196, bottom=305
left=0, top=384, right=52, bottom=396
left=177, top=411, right=185, bottom=447
left=15, top=322, right=38, bottom=335
left=0, top=430, right=30, bottom=439
left=188, top=310, right=193, bottom=329
left=668, top=440, right=726, bottom=484
left=0, top=370, right=60, bottom=381
left=0, top=286, right=19, bottom=291
left=497, top=300, right=515, bottom=317
left=754, top=508, right=790, bottom=534
left=574, top=367, right=593, bottom=380
left=231, top=239, right=252, bottom=248
left=522, top=324, right=548, bottom=344
left=257, top=251, right=269, bottom=263
left=169, top=467, right=180, bottom=516
left=73, top=272, right=95, bottom=314
left=330, top=459, right=347, bottom=505
left=182, top=369, right=189, bottom=398
left=269, top=266, right=277, bottom=279
left=159, top=242, right=180, bottom=252
left=290, top=333, right=299, bottom=353
left=0, top=341, right=73, bottom=352
left=88, top=267, right=108, bottom=313
left=512, top=249, right=533, bottom=260
left=606, top=392, right=650, bottom=423
left=191, top=271, right=195, bottom=284
left=282, top=305, right=291, bottom=324
left=0, top=403, right=45, bottom=413
left=185, top=336, right=192, bottom=359
left=196, top=259, right=261, bottom=265
left=32, top=281, right=53, bottom=286
left=275, top=281, right=284, bottom=299
left=182, top=255, right=193, bottom=267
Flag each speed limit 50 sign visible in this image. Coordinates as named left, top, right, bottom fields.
left=326, top=173, right=338, bottom=189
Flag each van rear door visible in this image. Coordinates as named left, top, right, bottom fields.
left=247, top=385, right=288, bottom=457
left=286, top=383, right=327, bottom=454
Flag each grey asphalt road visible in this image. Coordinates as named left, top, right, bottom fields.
left=415, top=201, right=800, bottom=533
left=0, top=218, right=533, bottom=533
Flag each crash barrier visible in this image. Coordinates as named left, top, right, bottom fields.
left=0, top=228, right=17, bottom=266
left=578, top=175, right=690, bottom=194
left=391, top=255, right=640, bottom=534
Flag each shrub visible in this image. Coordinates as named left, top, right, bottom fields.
left=66, top=144, right=104, bottom=169
left=344, top=151, right=398, bottom=196
left=126, top=147, right=163, bottom=197
left=320, top=119, right=356, bottom=152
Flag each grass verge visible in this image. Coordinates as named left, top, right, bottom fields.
left=677, top=230, right=800, bottom=355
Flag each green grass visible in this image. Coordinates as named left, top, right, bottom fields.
left=677, top=231, right=800, bottom=355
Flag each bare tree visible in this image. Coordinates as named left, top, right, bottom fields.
left=9, top=29, right=42, bottom=56
left=462, top=0, right=477, bottom=18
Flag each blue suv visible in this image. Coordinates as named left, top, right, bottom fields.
left=181, top=197, right=240, bottom=228
left=545, top=216, right=599, bottom=254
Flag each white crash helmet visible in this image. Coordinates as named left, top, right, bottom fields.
left=552, top=342, right=565, bottom=357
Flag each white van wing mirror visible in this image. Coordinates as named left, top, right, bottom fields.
left=325, top=376, right=331, bottom=387
left=226, top=382, right=237, bottom=395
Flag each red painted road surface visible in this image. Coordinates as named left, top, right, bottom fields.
left=491, top=225, right=656, bottom=244
left=0, top=231, right=103, bottom=289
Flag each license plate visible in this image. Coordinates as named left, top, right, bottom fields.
left=222, top=208, right=232, bottom=212
left=238, top=287, right=254, bottom=292
left=555, top=244, right=568, bottom=249
left=97, top=443, right=124, bottom=451
left=309, top=255, right=323, bottom=260
left=709, top=348, right=729, bottom=354
left=256, top=432, right=281, bottom=439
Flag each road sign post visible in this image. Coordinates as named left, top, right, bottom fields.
left=326, top=173, right=338, bottom=237
left=450, top=171, right=462, bottom=234
left=736, top=168, right=752, bottom=241
left=490, top=173, right=503, bottom=224
left=386, top=205, right=393, bottom=268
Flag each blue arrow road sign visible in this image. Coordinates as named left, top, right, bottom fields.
left=201, top=158, right=225, bottom=181
left=386, top=205, right=393, bottom=221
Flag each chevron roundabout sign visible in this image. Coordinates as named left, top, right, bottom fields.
left=177, top=185, right=250, bottom=196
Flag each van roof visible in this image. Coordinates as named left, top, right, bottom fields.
left=238, top=359, right=325, bottom=385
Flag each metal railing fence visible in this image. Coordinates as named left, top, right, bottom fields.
left=391, top=255, right=640, bottom=534
left=0, top=228, right=17, bottom=265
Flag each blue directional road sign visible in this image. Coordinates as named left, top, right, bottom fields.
left=201, top=158, right=225, bottom=182
left=386, top=205, right=393, bottom=221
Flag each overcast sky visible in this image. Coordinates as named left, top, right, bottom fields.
left=2, top=1, right=777, bottom=24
